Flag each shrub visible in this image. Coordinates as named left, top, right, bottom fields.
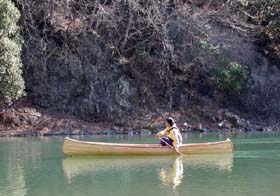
left=241, top=0, right=280, bottom=59
left=255, top=0, right=280, bottom=58
left=211, top=60, right=247, bottom=93
left=0, top=0, right=25, bottom=105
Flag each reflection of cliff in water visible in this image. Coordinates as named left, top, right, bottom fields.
left=62, top=154, right=233, bottom=185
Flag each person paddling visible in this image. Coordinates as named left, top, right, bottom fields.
left=156, top=117, right=183, bottom=152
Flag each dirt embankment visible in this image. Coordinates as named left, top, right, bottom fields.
left=1, top=97, right=277, bottom=137
left=2, top=0, right=279, bottom=136
left=0, top=98, right=112, bottom=136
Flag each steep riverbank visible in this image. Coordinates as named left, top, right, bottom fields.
left=1, top=0, right=279, bottom=136
left=1, top=97, right=278, bottom=137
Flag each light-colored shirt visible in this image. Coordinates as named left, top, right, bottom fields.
left=158, top=124, right=183, bottom=148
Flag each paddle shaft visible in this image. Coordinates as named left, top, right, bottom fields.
left=158, top=137, right=185, bottom=156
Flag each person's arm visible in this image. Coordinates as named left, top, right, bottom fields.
left=156, top=128, right=168, bottom=138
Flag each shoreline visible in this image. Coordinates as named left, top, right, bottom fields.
left=1, top=99, right=279, bottom=137
left=1, top=123, right=279, bottom=137
left=1, top=128, right=279, bottom=137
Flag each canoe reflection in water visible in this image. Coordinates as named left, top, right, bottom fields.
left=62, top=154, right=233, bottom=187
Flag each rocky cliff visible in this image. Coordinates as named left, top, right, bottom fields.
left=8, top=0, right=279, bottom=132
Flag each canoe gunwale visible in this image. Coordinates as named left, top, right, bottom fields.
left=64, top=137, right=232, bottom=149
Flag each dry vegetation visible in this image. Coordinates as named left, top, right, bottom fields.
left=1, top=0, right=278, bottom=134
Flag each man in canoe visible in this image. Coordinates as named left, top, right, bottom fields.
left=156, top=117, right=183, bottom=151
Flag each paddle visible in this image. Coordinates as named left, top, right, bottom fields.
left=158, top=137, right=185, bottom=156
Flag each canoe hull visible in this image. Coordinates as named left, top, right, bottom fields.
left=63, top=138, right=233, bottom=156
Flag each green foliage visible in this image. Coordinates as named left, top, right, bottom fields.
left=198, top=40, right=247, bottom=93
left=246, top=0, right=280, bottom=58
left=0, top=0, right=20, bottom=37
left=256, top=0, right=280, bottom=57
left=211, top=60, right=247, bottom=94
left=0, top=0, right=25, bottom=104
left=198, top=40, right=221, bottom=56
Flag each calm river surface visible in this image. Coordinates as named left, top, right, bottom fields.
left=1, top=132, right=280, bottom=196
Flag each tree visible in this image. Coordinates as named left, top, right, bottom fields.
left=255, top=0, right=280, bottom=59
left=0, top=0, right=25, bottom=107
left=240, top=0, right=280, bottom=60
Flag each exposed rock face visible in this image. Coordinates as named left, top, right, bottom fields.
left=207, top=23, right=280, bottom=124
left=14, top=0, right=280, bottom=127
left=22, top=32, right=137, bottom=121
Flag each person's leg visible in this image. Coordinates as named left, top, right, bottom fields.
left=160, top=137, right=173, bottom=146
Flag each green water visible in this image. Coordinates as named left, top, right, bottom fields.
left=1, top=132, right=280, bottom=196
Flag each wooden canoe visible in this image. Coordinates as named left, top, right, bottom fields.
left=62, top=137, right=233, bottom=156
